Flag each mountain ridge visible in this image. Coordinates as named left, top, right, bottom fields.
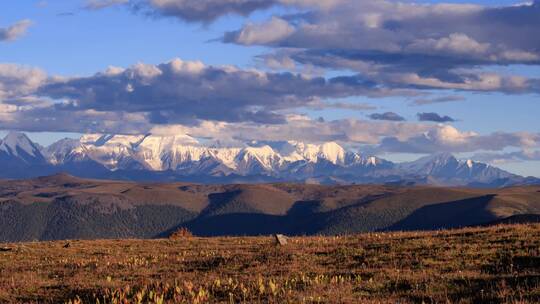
left=0, top=131, right=538, bottom=187
left=1, top=173, right=539, bottom=241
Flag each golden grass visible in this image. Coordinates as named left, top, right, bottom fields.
left=1, top=224, right=539, bottom=303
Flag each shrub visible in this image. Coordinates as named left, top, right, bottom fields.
left=169, top=227, right=193, bottom=239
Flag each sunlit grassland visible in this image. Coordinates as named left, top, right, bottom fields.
left=1, top=224, right=539, bottom=303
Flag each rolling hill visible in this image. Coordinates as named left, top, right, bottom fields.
left=1, top=173, right=539, bottom=242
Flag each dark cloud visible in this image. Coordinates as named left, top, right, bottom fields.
left=36, top=59, right=400, bottom=126
left=131, top=0, right=277, bottom=23
left=84, top=1, right=540, bottom=93
left=57, top=12, right=76, bottom=17
left=417, top=112, right=456, bottom=123
left=369, top=112, right=405, bottom=122
left=223, top=1, right=540, bottom=94
left=412, top=95, right=465, bottom=106
left=0, top=20, right=32, bottom=42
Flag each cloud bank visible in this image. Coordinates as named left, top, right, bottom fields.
left=0, top=57, right=538, bottom=155
left=221, top=0, right=540, bottom=94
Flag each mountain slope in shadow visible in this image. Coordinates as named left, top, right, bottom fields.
left=387, top=195, right=498, bottom=231
left=1, top=174, right=540, bottom=241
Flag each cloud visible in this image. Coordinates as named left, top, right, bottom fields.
left=226, top=17, right=295, bottom=45
left=473, top=150, right=540, bottom=164
left=308, top=101, right=375, bottom=111
left=144, top=118, right=540, bottom=155
left=222, top=1, right=540, bottom=94
left=411, top=95, right=465, bottom=106
left=1, top=59, right=538, bottom=156
left=57, top=12, right=76, bottom=17
left=0, top=106, right=151, bottom=135
left=369, top=112, right=405, bottom=122
left=133, top=0, right=278, bottom=23
left=0, top=20, right=32, bottom=42
left=0, top=102, right=430, bottom=145
left=84, top=0, right=128, bottom=10
left=147, top=115, right=432, bottom=146
left=84, top=1, right=540, bottom=94
left=0, top=64, right=47, bottom=100
left=417, top=112, right=456, bottom=123
left=406, top=33, right=490, bottom=56
left=378, top=125, right=540, bottom=154
left=126, top=0, right=346, bottom=23
left=2, top=97, right=537, bottom=155
left=35, top=58, right=402, bottom=126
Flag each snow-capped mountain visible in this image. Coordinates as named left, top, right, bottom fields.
left=398, top=153, right=518, bottom=186
left=0, top=132, right=46, bottom=164
left=0, top=132, right=50, bottom=178
left=42, top=134, right=372, bottom=176
left=0, top=131, right=537, bottom=187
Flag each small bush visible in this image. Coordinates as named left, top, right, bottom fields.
left=169, top=227, right=193, bottom=239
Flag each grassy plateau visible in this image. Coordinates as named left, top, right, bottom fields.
left=1, top=224, right=539, bottom=303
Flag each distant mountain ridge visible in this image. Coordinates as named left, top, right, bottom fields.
left=0, top=131, right=538, bottom=187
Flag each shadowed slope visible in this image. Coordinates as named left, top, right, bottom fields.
left=0, top=174, right=539, bottom=241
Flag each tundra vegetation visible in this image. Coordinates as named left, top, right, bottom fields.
left=0, top=224, right=539, bottom=303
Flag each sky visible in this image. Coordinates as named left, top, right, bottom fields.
left=0, top=0, right=539, bottom=177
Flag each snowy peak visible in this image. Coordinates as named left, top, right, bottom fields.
left=420, top=152, right=458, bottom=165
left=366, top=156, right=379, bottom=166
left=43, top=138, right=83, bottom=165
left=44, top=134, right=363, bottom=174
left=1, top=132, right=535, bottom=187
left=399, top=152, right=516, bottom=185
left=80, top=134, right=150, bottom=148
left=275, top=141, right=347, bottom=164
left=0, top=132, right=47, bottom=165
left=235, top=145, right=282, bottom=173
left=137, top=134, right=199, bottom=151
left=0, top=132, right=40, bottom=157
left=402, top=152, right=459, bottom=174
left=318, top=142, right=346, bottom=165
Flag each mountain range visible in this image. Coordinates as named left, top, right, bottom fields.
left=0, top=131, right=538, bottom=187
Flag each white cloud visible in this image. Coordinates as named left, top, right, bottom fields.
left=406, top=33, right=490, bottom=56
left=379, top=125, right=540, bottom=154
left=0, top=64, right=47, bottom=100
left=235, top=17, right=295, bottom=45
left=0, top=20, right=32, bottom=42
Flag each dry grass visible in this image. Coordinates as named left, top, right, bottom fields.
left=1, top=224, right=540, bottom=303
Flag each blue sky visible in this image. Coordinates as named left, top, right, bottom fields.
left=0, top=0, right=539, bottom=177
